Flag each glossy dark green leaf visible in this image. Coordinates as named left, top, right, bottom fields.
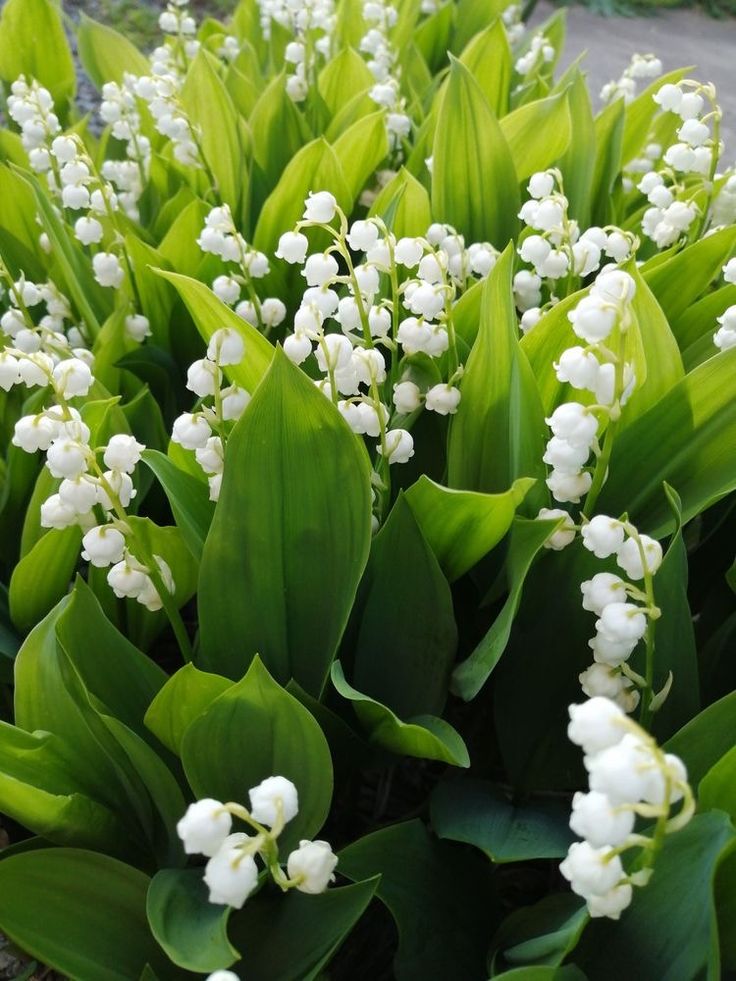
left=198, top=348, right=372, bottom=693
left=142, top=449, right=214, bottom=561
left=432, top=57, right=519, bottom=246
left=431, top=778, right=574, bottom=862
left=332, top=661, right=469, bottom=767
left=229, top=878, right=379, bottom=981
left=448, top=246, right=547, bottom=509
left=182, top=656, right=333, bottom=852
left=574, top=812, right=735, bottom=981
left=147, top=868, right=239, bottom=972
left=699, top=745, right=736, bottom=820
left=339, top=819, right=498, bottom=981
left=490, top=894, right=587, bottom=974
left=144, top=663, right=232, bottom=755
left=665, top=690, right=736, bottom=785
left=0, top=849, right=165, bottom=981
left=405, top=475, right=535, bottom=582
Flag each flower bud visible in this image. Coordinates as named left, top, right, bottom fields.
left=287, top=840, right=338, bottom=894
left=248, top=776, right=299, bottom=827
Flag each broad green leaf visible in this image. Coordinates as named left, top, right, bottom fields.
left=0, top=164, right=46, bottom=280
left=369, top=167, right=432, bottom=237
left=0, top=0, right=75, bottom=108
left=249, top=73, right=311, bottom=208
left=141, top=449, right=214, bottom=561
left=451, top=516, right=563, bottom=701
left=665, top=690, right=736, bottom=785
left=405, top=475, right=535, bottom=582
left=500, top=91, right=572, bottom=182
left=415, top=3, right=455, bottom=76
left=557, top=71, right=595, bottom=227
left=699, top=745, right=736, bottom=820
left=349, top=495, right=457, bottom=719
left=229, top=878, right=379, bottom=981
left=621, top=67, right=689, bottom=165
left=318, top=47, right=374, bottom=117
left=125, top=233, right=175, bottom=350
left=181, top=50, right=244, bottom=214
left=432, top=58, right=519, bottom=247
left=447, top=246, right=548, bottom=508
left=490, top=895, right=587, bottom=974
left=147, top=869, right=239, bottom=972
left=339, top=820, right=498, bottom=981
left=673, top=283, right=736, bottom=359
left=154, top=269, right=275, bottom=393
left=9, top=527, right=80, bottom=634
left=77, top=14, right=149, bottom=88
left=0, top=849, right=165, bottom=981
left=451, top=0, right=507, bottom=53
left=597, top=347, right=736, bottom=536
left=459, top=19, right=511, bottom=118
left=332, top=111, right=389, bottom=201
left=431, top=779, right=573, bottom=862
left=198, top=348, right=372, bottom=693
left=590, top=98, right=625, bottom=227
left=144, top=663, right=232, bottom=755
left=574, top=812, right=735, bottom=981
left=642, top=225, right=736, bottom=325
left=182, top=657, right=333, bottom=853
left=331, top=661, right=469, bottom=767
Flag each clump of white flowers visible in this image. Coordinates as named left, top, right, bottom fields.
left=6, top=76, right=60, bottom=161
left=257, top=0, right=336, bottom=102
left=360, top=2, right=412, bottom=154
left=177, top=777, right=338, bottom=908
left=713, top=257, right=736, bottom=351
left=516, top=169, right=635, bottom=331
left=638, top=80, right=722, bottom=248
left=543, top=268, right=637, bottom=506
left=171, top=327, right=250, bottom=500
left=600, top=53, right=662, bottom=106
left=0, top=267, right=89, bottom=359
left=197, top=206, right=286, bottom=334
left=561, top=697, right=693, bottom=919
left=98, top=74, right=152, bottom=221
left=514, top=30, right=554, bottom=80
left=578, top=516, right=665, bottom=715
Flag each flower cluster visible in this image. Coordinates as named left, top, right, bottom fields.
left=6, top=76, right=60, bottom=162
left=171, top=328, right=250, bottom=500
left=600, top=53, right=663, bottom=106
left=98, top=75, right=152, bottom=221
left=561, top=697, right=693, bottom=919
left=258, top=0, right=336, bottom=102
left=514, top=30, right=554, bottom=79
left=0, top=272, right=87, bottom=358
left=500, top=4, right=525, bottom=45
left=275, top=192, right=496, bottom=482
left=516, top=170, right=635, bottom=332
left=714, top=257, right=736, bottom=351
left=360, top=2, right=412, bottom=153
left=197, top=206, right=286, bottom=333
left=177, top=777, right=338, bottom=908
left=578, top=516, right=663, bottom=711
left=637, top=80, right=721, bottom=247
left=543, top=268, right=637, bottom=504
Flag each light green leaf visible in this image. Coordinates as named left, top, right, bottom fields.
left=9, top=527, right=80, bottom=634
left=141, top=449, right=214, bottom=561
left=459, top=19, right=512, bottom=118
left=557, top=71, right=595, bottom=227
left=500, top=91, right=572, bottom=182
left=318, top=47, right=374, bottom=117
left=0, top=0, right=75, bottom=108
left=369, top=166, right=432, bottom=237
left=144, top=663, right=232, bottom=755
left=590, top=98, right=625, bottom=227
left=77, top=13, right=149, bottom=89
left=332, top=111, right=389, bottom=201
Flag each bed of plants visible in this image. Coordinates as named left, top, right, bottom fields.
left=0, top=0, right=735, bottom=978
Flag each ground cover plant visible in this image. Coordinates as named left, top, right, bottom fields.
left=0, top=0, right=736, bottom=978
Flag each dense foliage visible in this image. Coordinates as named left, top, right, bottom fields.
left=0, top=0, right=736, bottom=978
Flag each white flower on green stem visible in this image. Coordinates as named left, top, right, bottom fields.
left=249, top=776, right=299, bottom=827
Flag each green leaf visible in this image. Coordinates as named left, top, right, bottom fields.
left=198, top=348, right=372, bottom=693
left=431, top=779, right=573, bottom=862
left=349, top=495, right=457, bottom=718
left=574, top=812, right=735, bottom=981
left=147, top=868, right=239, bottom=972
left=490, top=894, right=587, bottom=973
left=144, top=663, right=232, bottom=755
left=181, top=656, right=334, bottom=853
left=699, top=745, right=736, bottom=820
left=590, top=98, right=625, bottom=227
left=621, top=66, right=689, bottom=165
left=141, top=449, right=214, bottom=561
left=249, top=73, right=311, bottom=209
left=0, top=849, right=165, bottom=981
left=597, top=347, right=736, bottom=536
left=339, top=820, right=498, bottom=981
left=331, top=661, right=469, bottom=767
left=0, top=164, right=47, bottom=280
left=405, top=475, right=535, bottom=582
left=229, top=878, right=379, bottom=981
left=447, top=246, right=548, bottom=508
left=318, top=47, right=374, bottom=117
left=451, top=0, right=507, bottom=53
left=77, top=13, right=149, bottom=88
left=500, top=91, right=571, bottom=182
left=369, top=167, right=432, bottom=237
left=0, top=0, right=75, bottom=108
left=154, top=269, right=275, bottom=393
left=451, top=516, right=563, bottom=701
left=9, top=527, right=80, bottom=634
left=557, top=71, right=595, bottom=227
left=432, top=57, right=519, bottom=247
left=665, top=690, right=736, bottom=785
left=458, top=19, right=512, bottom=118
left=181, top=50, right=244, bottom=215
left=332, top=111, right=389, bottom=202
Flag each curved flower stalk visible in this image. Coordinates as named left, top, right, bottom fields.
left=600, top=53, right=663, bottom=106
left=197, top=206, right=286, bottom=335
left=516, top=169, right=636, bottom=333
left=275, top=191, right=497, bottom=523
left=562, top=697, right=693, bottom=920
left=637, top=79, right=723, bottom=247
left=177, top=777, right=338, bottom=908
left=171, top=328, right=251, bottom=501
